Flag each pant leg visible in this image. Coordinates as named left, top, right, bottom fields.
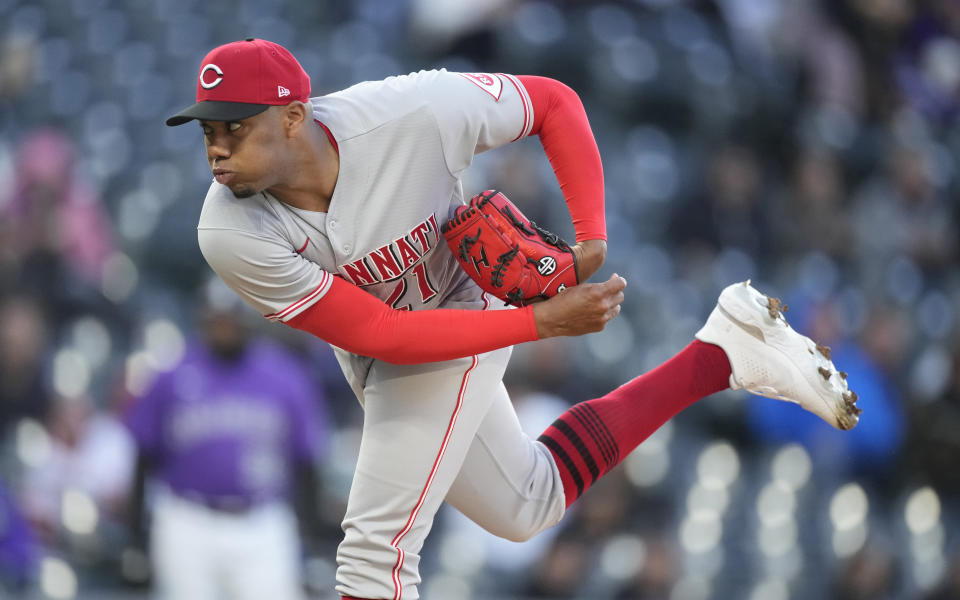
left=151, top=492, right=220, bottom=600
left=444, top=383, right=566, bottom=542
left=222, top=503, right=303, bottom=600
left=335, top=347, right=511, bottom=600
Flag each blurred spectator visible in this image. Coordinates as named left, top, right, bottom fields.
left=0, top=34, right=36, bottom=105
left=830, top=0, right=914, bottom=119
left=925, top=546, right=960, bottom=600
left=895, top=1, right=960, bottom=122
left=0, top=295, right=52, bottom=440
left=833, top=544, right=900, bottom=600
left=851, top=140, right=957, bottom=276
left=522, top=530, right=592, bottom=599
left=905, top=337, right=960, bottom=499
left=716, top=0, right=865, bottom=114
left=0, top=129, right=115, bottom=316
left=615, top=534, right=677, bottom=600
left=505, top=335, right=594, bottom=408
left=521, top=471, right=633, bottom=599
left=670, top=142, right=773, bottom=268
left=0, top=477, right=38, bottom=593
left=19, top=393, right=135, bottom=542
left=569, top=469, right=632, bottom=543
left=773, top=146, right=855, bottom=263
left=123, top=286, right=331, bottom=600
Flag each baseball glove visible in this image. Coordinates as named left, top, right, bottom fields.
left=440, top=189, right=579, bottom=306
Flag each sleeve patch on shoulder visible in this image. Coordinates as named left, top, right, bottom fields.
left=458, top=73, right=503, bottom=101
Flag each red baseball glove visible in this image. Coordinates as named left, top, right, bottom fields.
left=440, top=190, right=579, bottom=306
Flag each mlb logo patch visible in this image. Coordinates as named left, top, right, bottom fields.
left=459, top=73, right=503, bottom=100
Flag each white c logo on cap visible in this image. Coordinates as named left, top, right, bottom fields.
left=200, top=63, right=223, bottom=89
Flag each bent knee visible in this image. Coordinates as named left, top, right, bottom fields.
left=490, top=524, right=539, bottom=543
left=484, top=513, right=558, bottom=542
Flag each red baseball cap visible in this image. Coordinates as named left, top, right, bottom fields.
left=165, top=38, right=311, bottom=127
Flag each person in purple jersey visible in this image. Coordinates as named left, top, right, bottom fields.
left=123, top=282, right=330, bottom=600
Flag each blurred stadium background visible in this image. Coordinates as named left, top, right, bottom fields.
left=1, top=0, right=959, bottom=598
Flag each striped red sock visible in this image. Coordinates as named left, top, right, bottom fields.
left=538, top=340, right=731, bottom=507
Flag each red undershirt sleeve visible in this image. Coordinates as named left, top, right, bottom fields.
left=285, top=276, right=539, bottom=364
left=515, top=75, right=606, bottom=242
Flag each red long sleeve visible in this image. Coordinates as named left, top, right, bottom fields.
left=516, top=75, right=606, bottom=242
left=285, top=276, right=539, bottom=364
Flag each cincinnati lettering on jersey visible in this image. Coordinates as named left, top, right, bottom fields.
left=340, top=215, right=440, bottom=286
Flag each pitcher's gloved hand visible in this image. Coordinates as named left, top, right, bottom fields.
left=441, top=190, right=579, bottom=306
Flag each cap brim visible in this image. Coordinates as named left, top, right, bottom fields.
left=165, top=101, right=270, bottom=126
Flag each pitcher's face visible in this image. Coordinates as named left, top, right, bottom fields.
left=201, top=107, right=286, bottom=198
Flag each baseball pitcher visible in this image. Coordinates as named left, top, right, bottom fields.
left=166, top=39, right=861, bottom=600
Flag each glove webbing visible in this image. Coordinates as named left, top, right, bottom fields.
left=530, top=221, right=570, bottom=251
left=499, top=204, right=537, bottom=237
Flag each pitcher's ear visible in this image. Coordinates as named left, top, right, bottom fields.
left=283, top=101, right=308, bottom=135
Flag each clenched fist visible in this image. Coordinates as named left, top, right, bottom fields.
left=532, top=273, right=626, bottom=338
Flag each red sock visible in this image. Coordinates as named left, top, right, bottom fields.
left=538, top=340, right=731, bottom=507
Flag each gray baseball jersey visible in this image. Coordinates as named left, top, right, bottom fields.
left=198, top=71, right=566, bottom=600
left=199, top=70, right=533, bottom=401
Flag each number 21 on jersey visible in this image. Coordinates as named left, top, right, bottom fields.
left=386, top=262, right=437, bottom=310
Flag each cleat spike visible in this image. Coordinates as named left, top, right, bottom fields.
left=767, top=296, right=785, bottom=319
left=818, top=367, right=831, bottom=380
left=839, top=371, right=848, bottom=380
left=816, top=343, right=832, bottom=360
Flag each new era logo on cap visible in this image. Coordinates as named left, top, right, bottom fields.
left=165, top=38, right=311, bottom=126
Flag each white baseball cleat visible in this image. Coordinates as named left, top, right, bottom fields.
left=695, top=280, right=861, bottom=430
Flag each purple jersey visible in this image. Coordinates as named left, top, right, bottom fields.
left=125, top=340, right=325, bottom=504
